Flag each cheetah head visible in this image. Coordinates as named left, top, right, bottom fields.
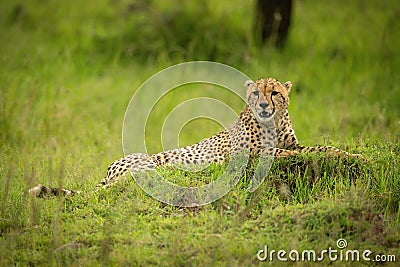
left=245, top=78, right=292, bottom=123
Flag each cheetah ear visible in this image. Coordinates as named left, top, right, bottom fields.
left=283, top=81, right=292, bottom=94
left=244, top=80, right=255, bottom=89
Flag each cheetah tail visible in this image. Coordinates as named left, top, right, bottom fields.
left=28, top=184, right=79, bottom=198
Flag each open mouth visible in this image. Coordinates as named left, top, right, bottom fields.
left=259, top=110, right=273, bottom=118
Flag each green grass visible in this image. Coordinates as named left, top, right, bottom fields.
left=1, top=0, right=400, bottom=265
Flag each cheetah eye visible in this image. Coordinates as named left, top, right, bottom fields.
left=252, top=91, right=259, bottom=96
left=271, top=91, right=279, bottom=96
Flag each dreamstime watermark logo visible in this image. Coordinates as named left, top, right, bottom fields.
left=257, top=238, right=396, bottom=263
left=122, top=61, right=275, bottom=207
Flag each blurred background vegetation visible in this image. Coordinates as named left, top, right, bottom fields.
left=1, top=0, right=399, bottom=149
left=0, top=0, right=399, bottom=265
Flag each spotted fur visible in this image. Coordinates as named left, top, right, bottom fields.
left=28, top=78, right=360, bottom=197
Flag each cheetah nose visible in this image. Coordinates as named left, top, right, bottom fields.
left=259, top=102, right=269, bottom=109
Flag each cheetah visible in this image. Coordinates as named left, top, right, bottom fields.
left=29, top=78, right=360, bottom=197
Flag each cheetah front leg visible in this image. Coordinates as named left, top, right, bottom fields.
left=272, top=147, right=299, bottom=158
left=258, top=147, right=299, bottom=158
left=293, top=145, right=363, bottom=159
